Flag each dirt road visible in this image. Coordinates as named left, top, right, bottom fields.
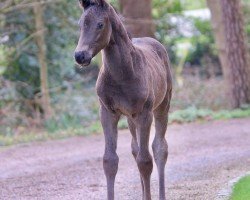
left=1, top=118, right=250, bottom=200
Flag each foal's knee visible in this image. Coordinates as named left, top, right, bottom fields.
left=103, top=153, right=119, bottom=177
left=136, top=153, right=153, bottom=177
left=131, top=140, right=139, bottom=158
left=152, top=139, right=168, bottom=163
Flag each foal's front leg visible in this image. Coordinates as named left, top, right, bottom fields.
left=100, top=104, right=120, bottom=200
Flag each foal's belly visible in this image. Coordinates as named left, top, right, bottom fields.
left=97, top=80, right=169, bottom=116
left=97, top=82, right=149, bottom=116
left=99, top=92, right=147, bottom=116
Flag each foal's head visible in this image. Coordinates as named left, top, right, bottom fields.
left=75, top=0, right=111, bottom=66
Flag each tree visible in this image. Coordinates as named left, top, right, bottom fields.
left=119, top=0, right=155, bottom=37
left=221, top=0, right=250, bottom=108
left=206, top=0, right=227, bottom=76
left=33, top=3, right=52, bottom=120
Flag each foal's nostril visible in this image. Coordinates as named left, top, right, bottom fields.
left=75, top=51, right=85, bottom=64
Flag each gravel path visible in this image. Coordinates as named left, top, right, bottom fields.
left=1, top=118, right=250, bottom=200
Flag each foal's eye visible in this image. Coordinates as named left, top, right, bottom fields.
left=84, top=21, right=88, bottom=28
left=97, top=22, right=104, bottom=30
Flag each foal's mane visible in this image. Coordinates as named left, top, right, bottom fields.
left=110, top=5, right=132, bottom=40
left=106, top=4, right=132, bottom=40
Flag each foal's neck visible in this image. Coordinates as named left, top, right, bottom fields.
left=102, top=7, right=135, bottom=81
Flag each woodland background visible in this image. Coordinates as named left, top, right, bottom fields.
left=1, top=0, right=250, bottom=145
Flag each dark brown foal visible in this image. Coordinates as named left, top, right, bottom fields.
left=75, top=1, right=172, bottom=199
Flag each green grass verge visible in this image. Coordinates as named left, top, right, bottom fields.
left=230, top=175, right=250, bottom=200
left=0, top=107, right=250, bottom=147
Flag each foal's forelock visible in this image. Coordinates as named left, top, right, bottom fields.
left=79, top=0, right=106, bottom=9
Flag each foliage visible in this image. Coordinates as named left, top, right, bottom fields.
left=185, top=18, right=217, bottom=66
left=152, top=0, right=182, bottom=17
left=181, top=0, right=206, bottom=10
left=2, top=8, right=40, bottom=98
left=152, top=0, right=183, bottom=65
left=169, top=106, right=212, bottom=123
left=213, top=107, right=250, bottom=120
left=1, top=0, right=81, bottom=99
left=44, top=113, right=82, bottom=133
left=169, top=106, right=250, bottom=124
left=118, top=118, right=128, bottom=129
left=230, top=175, right=250, bottom=200
left=109, top=0, right=119, bottom=9
left=172, top=77, right=228, bottom=110
left=151, top=0, right=219, bottom=70
left=0, top=122, right=102, bottom=146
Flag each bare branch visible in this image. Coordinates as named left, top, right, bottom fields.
left=1, top=0, right=61, bottom=14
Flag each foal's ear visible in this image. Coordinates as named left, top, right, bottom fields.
left=79, top=0, right=91, bottom=9
left=79, top=0, right=106, bottom=9
left=97, top=0, right=106, bottom=7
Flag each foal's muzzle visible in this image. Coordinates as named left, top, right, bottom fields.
left=75, top=51, right=92, bottom=66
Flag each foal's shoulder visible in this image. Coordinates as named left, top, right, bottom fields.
left=132, top=37, right=159, bottom=44
left=132, top=37, right=166, bottom=52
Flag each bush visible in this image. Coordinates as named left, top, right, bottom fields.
left=169, top=106, right=250, bottom=124
left=169, top=106, right=212, bottom=123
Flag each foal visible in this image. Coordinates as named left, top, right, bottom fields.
left=75, top=0, right=172, bottom=199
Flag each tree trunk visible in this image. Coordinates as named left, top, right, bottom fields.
left=221, top=0, right=250, bottom=108
left=206, top=0, right=227, bottom=76
left=33, top=4, right=52, bottom=120
left=119, top=0, right=155, bottom=38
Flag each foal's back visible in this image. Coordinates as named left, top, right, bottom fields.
left=132, top=37, right=170, bottom=68
left=132, top=37, right=172, bottom=109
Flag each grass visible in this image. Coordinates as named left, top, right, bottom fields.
left=230, top=175, right=250, bottom=200
left=0, top=119, right=129, bottom=147
left=169, top=106, right=250, bottom=124
left=0, top=122, right=102, bottom=147
left=0, top=107, right=250, bottom=147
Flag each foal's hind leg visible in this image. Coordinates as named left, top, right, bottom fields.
left=127, top=118, right=145, bottom=198
left=152, top=95, right=171, bottom=200
left=135, top=110, right=154, bottom=200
